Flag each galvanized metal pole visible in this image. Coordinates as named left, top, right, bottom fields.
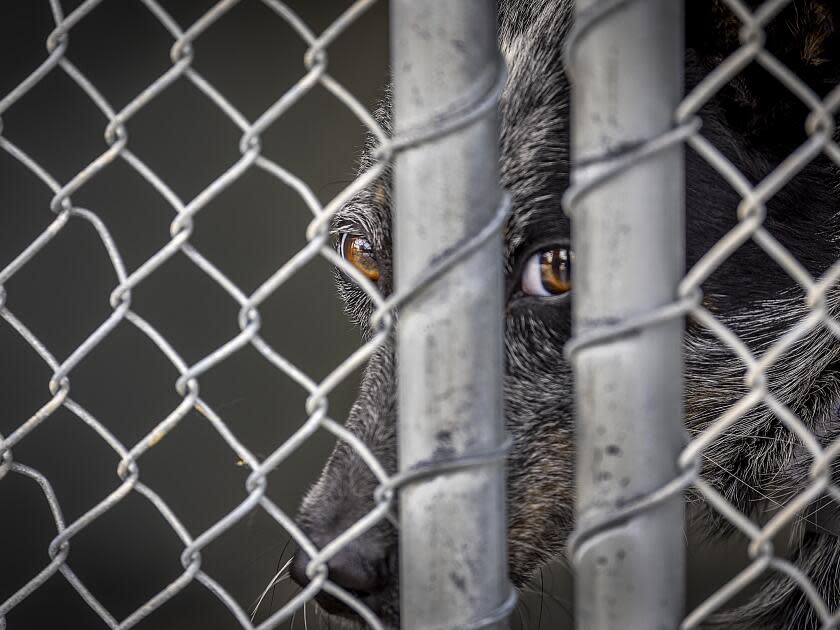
left=390, top=1, right=508, bottom=629
left=570, top=1, right=685, bottom=629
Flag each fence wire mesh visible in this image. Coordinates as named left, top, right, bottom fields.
left=0, top=1, right=511, bottom=628
left=11, top=0, right=840, bottom=628
left=565, top=0, right=840, bottom=628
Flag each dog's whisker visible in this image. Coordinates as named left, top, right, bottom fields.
left=251, top=556, right=295, bottom=621
left=522, top=564, right=575, bottom=623
left=509, top=538, right=554, bottom=562
left=269, top=537, right=293, bottom=613
left=700, top=452, right=838, bottom=537
left=686, top=425, right=797, bottom=447
left=251, top=574, right=291, bottom=621
left=521, top=587, right=573, bottom=617
left=512, top=597, right=525, bottom=630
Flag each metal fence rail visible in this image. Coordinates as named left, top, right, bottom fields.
left=0, top=1, right=510, bottom=629
left=391, top=1, right=511, bottom=628
left=566, top=1, right=686, bottom=628
left=566, top=0, right=840, bottom=628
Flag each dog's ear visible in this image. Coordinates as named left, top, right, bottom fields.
left=686, top=0, right=840, bottom=142
left=787, top=0, right=839, bottom=72
left=687, top=0, right=839, bottom=83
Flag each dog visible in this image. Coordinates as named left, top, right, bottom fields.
left=285, top=1, right=840, bottom=627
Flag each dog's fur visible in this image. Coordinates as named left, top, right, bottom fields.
left=292, top=1, right=840, bottom=627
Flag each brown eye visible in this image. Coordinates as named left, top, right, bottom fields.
left=340, top=234, right=380, bottom=282
left=521, top=247, right=572, bottom=296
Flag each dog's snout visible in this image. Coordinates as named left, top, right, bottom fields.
left=290, top=539, right=392, bottom=616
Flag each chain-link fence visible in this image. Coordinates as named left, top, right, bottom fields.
left=8, top=0, right=840, bottom=629
left=567, top=0, right=840, bottom=628
left=0, top=0, right=512, bottom=628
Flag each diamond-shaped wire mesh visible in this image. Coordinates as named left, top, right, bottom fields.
left=14, top=0, right=839, bottom=627
left=565, top=0, right=840, bottom=627
left=0, top=1, right=403, bottom=628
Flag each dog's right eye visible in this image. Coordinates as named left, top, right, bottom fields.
left=340, top=233, right=380, bottom=282
left=521, top=247, right=573, bottom=297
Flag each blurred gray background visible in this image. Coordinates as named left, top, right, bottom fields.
left=0, top=2, right=750, bottom=629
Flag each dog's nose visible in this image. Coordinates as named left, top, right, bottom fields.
left=290, top=540, right=390, bottom=616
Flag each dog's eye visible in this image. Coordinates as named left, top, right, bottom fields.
left=521, top=247, right=572, bottom=296
left=340, top=234, right=380, bottom=282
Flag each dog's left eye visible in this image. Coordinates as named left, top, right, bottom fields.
left=521, top=247, right=573, bottom=297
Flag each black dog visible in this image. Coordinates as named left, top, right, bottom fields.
left=289, top=1, right=840, bottom=627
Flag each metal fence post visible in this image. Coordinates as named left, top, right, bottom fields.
left=390, top=1, right=509, bottom=628
left=567, top=1, right=686, bottom=629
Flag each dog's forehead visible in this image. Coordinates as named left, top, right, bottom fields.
left=500, top=0, right=573, bottom=263
left=333, top=0, right=574, bottom=267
